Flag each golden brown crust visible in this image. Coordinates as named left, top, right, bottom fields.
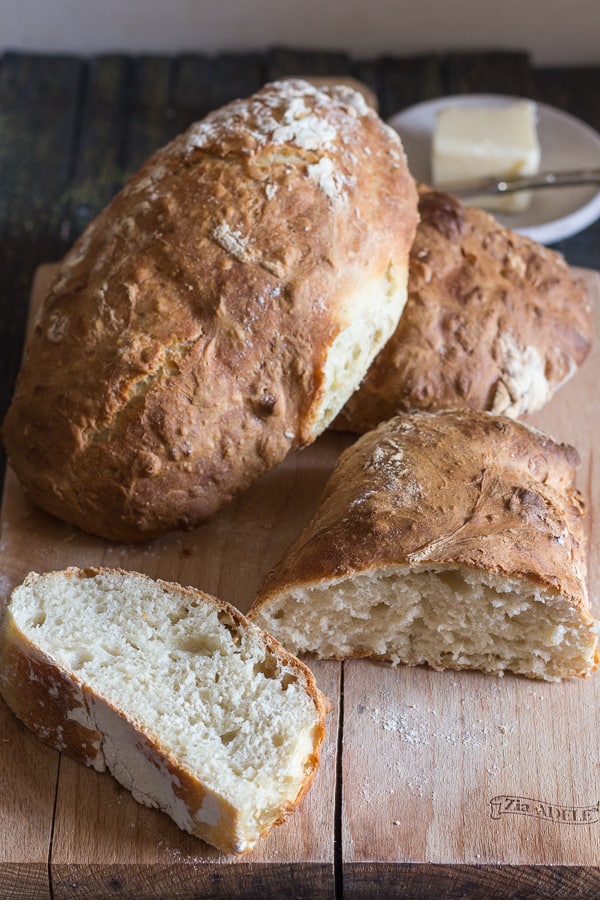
left=335, top=186, right=593, bottom=433
left=253, top=409, right=590, bottom=610
left=0, top=566, right=330, bottom=854
left=0, top=619, right=106, bottom=768
left=2, top=80, right=418, bottom=541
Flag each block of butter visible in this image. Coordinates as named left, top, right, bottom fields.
left=431, top=100, right=541, bottom=212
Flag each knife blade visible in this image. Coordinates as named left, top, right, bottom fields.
left=442, top=167, right=600, bottom=199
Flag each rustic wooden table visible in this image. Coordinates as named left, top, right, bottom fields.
left=1, top=49, right=599, bottom=899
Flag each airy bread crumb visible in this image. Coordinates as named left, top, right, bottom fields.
left=252, top=564, right=597, bottom=681
left=0, top=567, right=330, bottom=853
left=250, top=410, right=598, bottom=681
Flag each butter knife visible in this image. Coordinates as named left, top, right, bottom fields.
left=443, top=167, right=600, bottom=199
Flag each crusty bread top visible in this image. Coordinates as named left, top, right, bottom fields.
left=254, top=409, right=589, bottom=609
left=335, top=186, right=593, bottom=433
left=2, top=79, right=418, bottom=542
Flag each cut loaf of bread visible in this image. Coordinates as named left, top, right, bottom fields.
left=335, top=186, right=593, bottom=433
left=0, top=567, right=330, bottom=853
left=2, top=78, right=418, bottom=541
left=250, top=410, right=598, bottom=681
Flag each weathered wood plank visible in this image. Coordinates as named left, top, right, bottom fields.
left=0, top=54, right=84, bottom=489
left=55, top=55, right=132, bottom=244
left=0, top=53, right=83, bottom=223
left=532, top=66, right=600, bottom=131
left=344, top=863, right=600, bottom=899
left=341, top=272, right=600, bottom=898
left=0, top=708, right=57, bottom=899
left=121, top=56, right=181, bottom=179
left=171, top=53, right=213, bottom=133
left=348, top=60, right=381, bottom=108
left=551, top=218, right=600, bottom=269
left=266, top=46, right=351, bottom=81
left=441, top=50, right=533, bottom=97
left=210, top=53, right=264, bottom=104
left=377, top=55, right=441, bottom=119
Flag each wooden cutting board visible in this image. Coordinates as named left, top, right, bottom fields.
left=1, top=264, right=599, bottom=899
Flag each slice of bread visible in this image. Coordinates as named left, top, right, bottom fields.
left=250, top=410, right=598, bottom=681
left=0, top=567, right=330, bottom=853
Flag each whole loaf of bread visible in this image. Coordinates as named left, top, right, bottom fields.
left=2, top=79, right=418, bottom=541
left=335, top=185, right=593, bottom=433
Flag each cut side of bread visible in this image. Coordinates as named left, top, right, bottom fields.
left=250, top=410, right=598, bottom=681
left=0, top=567, right=330, bottom=853
left=252, top=565, right=596, bottom=681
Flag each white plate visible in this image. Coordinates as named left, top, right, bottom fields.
left=388, top=94, right=600, bottom=244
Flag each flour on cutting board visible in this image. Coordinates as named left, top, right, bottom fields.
left=368, top=702, right=517, bottom=750
left=353, top=685, right=552, bottom=803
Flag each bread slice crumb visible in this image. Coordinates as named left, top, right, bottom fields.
left=0, top=567, right=330, bottom=853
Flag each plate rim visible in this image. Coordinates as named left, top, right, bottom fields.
left=387, top=92, right=600, bottom=244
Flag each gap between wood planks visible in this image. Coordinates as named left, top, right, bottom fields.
left=334, top=661, right=346, bottom=900
left=47, top=754, right=63, bottom=900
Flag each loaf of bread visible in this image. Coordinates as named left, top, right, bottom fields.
left=250, top=410, right=598, bottom=681
left=0, top=567, right=330, bottom=853
left=2, top=78, right=418, bottom=541
left=335, top=186, right=593, bottom=433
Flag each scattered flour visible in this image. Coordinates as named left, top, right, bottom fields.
left=211, top=224, right=252, bottom=263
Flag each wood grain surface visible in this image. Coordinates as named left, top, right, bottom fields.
left=0, top=264, right=599, bottom=898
